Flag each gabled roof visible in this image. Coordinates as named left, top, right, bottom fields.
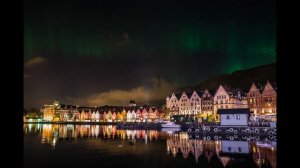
left=214, top=85, right=231, bottom=97
left=262, top=81, right=277, bottom=96
left=178, top=92, right=188, bottom=100
left=217, top=108, right=250, bottom=114
left=227, top=88, right=247, bottom=98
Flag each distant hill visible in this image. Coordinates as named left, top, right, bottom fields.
left=172, top=63, right=276, bottom=94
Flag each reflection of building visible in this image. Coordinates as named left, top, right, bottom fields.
left=167, top=133, right=221, bottom=160
left=220, top=140, right=249, bottom=154
left=251, top=141, right=277, bottom=168
left=166, top=133, right=276, bottom=168
left=218, top=108, right=250, bottom=126
left=28, top=124, right=164, bottom=145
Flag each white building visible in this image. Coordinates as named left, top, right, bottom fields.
left=179, top=92, right=190, bottom=115
left=166, top=93, right=180, bottom=115
left=217, top=108, right=250, bottom=126
left=189, top=91, right=202, bottom=116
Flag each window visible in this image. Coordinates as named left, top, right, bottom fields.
left=238, top=147, right=242, bottom=152
left=236, top=115, right=240, bottom=120
left=227, top=115, right=230, bottom=120
left=228, top=147, right=231, bottom=151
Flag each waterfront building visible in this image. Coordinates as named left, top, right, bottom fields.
left=217, top=108, right=250, bottom=126
left=166, top=93, right=180, bottom=115
left=189, top=91, right=202, bottom=116
left=200, top=89, right=214, bottom=119
left=179, top=92, right=190, bottom=115
left=246, top=81, right=277, bottom=120
left=261, top=81, right=277, bottom=115
left=247, top=83, right=262, bottom=115
left=42, top=99, right=60, bottom=121
left=213, top=85, right=248, bottom=120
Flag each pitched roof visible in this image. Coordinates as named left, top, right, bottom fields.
left=227, top=88, right=247, bottom=98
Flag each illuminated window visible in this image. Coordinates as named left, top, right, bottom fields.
left=236, top=115, right=240, bottom=120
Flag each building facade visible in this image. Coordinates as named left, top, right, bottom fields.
left=261, top=81, right=277, bottom=114
left=201, top=89, right=214, bottom=117
left=166, top=93, right=180, bottom=115
left=178, top=92, right=191, bottom=115
left=189, top=91, right=202, bottom=116
left=217, top=108, right=250, bottom=126
left=247, top=81, right=277, bottom=117
left=213, top=85, right=248, bottom=120
left=247, top=83, right=262, bottom=115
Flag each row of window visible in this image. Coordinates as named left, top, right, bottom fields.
left=202, top=101, right=212, bottom=105
left=216, top=95, right=227, bottom=99
left=202, top=106, right=213, bottom=110
left=215, top=100, right=229, bottom=104
left=228, top=147, right=242, bottom=152
left=226, top=115, right=240, bottom=120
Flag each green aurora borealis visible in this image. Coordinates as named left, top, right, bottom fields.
left=24, top=0, right=275, bottom=73
left=24, top=0, right=276, bottom=108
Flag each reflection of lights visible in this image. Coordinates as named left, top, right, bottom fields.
left=28, top=124, right=32, bottom=132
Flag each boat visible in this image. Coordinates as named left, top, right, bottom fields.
left=161, top=122, right=181, bottom=128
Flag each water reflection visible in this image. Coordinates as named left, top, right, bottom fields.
left=167, top=132, right=276, bottom=168
left=24, top=124, right=276, bottom=168
left=24, top=124, right=164, bottom=148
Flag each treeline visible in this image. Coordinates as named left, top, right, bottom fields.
left=24, top=108, right=43, bottom=119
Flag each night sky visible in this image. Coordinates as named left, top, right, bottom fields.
left=24, top=0, right=276, bottom=108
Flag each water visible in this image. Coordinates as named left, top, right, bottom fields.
left=24, top=124, right=276, bottom=168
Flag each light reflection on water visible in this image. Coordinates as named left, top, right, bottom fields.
left=24, top=124, right=276, bottom=168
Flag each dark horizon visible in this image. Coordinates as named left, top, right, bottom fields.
left=24, top=0, right=276, bottom=109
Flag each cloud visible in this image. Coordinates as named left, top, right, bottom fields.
left=25, top=57, right=47, bottom=68
left=67, top=78, right=176, bottom=106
